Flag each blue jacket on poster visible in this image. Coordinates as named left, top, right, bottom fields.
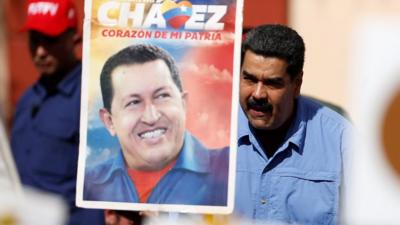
left=84, top=132, right=229, bottom=206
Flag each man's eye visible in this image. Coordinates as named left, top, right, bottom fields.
left=264, top=80, right=285, bottom=89
left=156, top=93, right=170, bottom=99
left=125, top=100, right=141, bottom=107
left=243, top=74, right=257, bottom=83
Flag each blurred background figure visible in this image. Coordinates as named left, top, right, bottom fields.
left=9, top=0, right=104, bottom=224
left=342, top=16, right=400, bottom=225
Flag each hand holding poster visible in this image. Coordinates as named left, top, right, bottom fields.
left=76, top=0, right=243, bottom=214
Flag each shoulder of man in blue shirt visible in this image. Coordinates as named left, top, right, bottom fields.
left=11, top=63, right=105, bottom=225
left=85, top=132, right=229, bottom=182
left=84, top=131, right=229, bottom=205
left=238, top=95, right=352, bottom=170
left=235, top=95, right=353, bottom=224
left=13, top=63, right=82, bottom=113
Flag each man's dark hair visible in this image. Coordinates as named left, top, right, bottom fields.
left=241, top=24, right=305, bottom=79
left=100, top=44, right=182, bottom=111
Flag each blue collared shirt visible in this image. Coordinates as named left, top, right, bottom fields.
left=12, top=64, right=82, bottom=198
left=235, top=96, right=352, bottom=225
left=11, top=64, right=104, bottom=225
left=84, top=132, right=229, bottom=206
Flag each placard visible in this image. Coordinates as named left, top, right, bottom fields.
left=76, top=0, right=242, bottom=214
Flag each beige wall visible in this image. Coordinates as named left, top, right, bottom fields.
left=289, top=0, right=400, bottom=119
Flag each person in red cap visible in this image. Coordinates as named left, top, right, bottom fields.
left=10, top=0, right=105, bottom=224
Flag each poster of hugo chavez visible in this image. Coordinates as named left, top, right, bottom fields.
left=76, top=0, right=243, bottom=214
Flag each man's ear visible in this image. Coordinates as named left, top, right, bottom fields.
left=99, top=108, right=116, bottom=136
left=181, top=91, right=188, bottom=110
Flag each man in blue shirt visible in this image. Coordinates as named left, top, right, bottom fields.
left=235, top=24, right=352, bottom=224
left=84, top=44, right=229, bottom=206
left=11, top=0, right=105, bottom=224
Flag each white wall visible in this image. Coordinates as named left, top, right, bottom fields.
left=289, top=0, right=400, bottom=120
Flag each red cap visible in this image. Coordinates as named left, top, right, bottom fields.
left=22, top=0, right=77, bottom=36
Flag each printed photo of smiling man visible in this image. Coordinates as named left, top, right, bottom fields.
left=82, top=44, right=229, bottom=208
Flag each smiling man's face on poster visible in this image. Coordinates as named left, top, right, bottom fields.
left=100, top=59, right=187, bottom=171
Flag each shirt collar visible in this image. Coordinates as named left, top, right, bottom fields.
left=283, top=97, right=307, bottom=154
left=237, top=107, right=251, bottom=145
left=174, top=132, right=210, bottom=173
left=93, top=150, right=126, bottom=184
left=57, top=63, right=81, bottom=96
left=97, top=131, right=210, bottom=184
left=237, top=96, right=307, bottom=155
left=34, top=63, right=81, bottom=97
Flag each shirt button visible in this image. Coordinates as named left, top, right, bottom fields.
left=260, top=198, right=267, bottom=204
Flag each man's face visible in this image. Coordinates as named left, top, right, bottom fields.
left=28, top=30, right=76, bottom=76
left=239, top=50, right=302, bottom=130
left=100, top=59, right=187, bottom=171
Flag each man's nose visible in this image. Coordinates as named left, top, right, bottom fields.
left=34, top=45, right=48, bottom=58
left=252, top=82, right=267, bottom=99
left=141, top=104, right=161, bottom=124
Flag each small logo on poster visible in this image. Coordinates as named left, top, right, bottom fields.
left=160, top=0, right=192, bottom=29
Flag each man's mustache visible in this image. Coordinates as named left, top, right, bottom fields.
left=247, top=97, right=273, bottom=112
